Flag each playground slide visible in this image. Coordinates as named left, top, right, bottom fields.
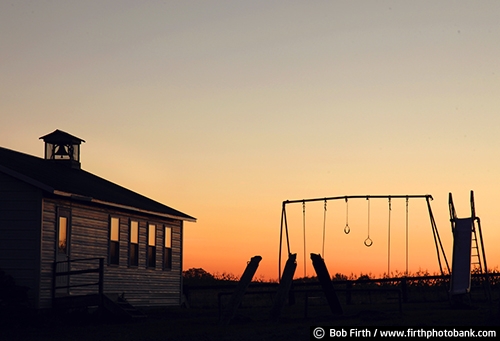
left=449, top=217, right=473, bottom=295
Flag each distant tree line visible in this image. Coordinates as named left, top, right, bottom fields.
left=183, top=267, right=500, bottom=288
left=182, top=268, right=239, bottom=286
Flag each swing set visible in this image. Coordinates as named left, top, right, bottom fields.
left=278, top=194, right=451, bottom=281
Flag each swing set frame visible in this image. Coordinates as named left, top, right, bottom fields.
left=278, top=194, right=450, bottom=281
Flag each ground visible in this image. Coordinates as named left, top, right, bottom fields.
left=1, top=298, right=499, bottom=341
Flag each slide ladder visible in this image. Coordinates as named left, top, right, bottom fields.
left=470, top=227, right=482, bottom=273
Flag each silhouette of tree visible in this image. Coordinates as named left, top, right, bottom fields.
left=182, top=268, right=216, bottom=285
left=213, top=271, right=239, bottom=282
left=332, top=273, right=348, bottom=281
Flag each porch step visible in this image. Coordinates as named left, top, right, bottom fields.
left=103, top=294, right=147, bottom=319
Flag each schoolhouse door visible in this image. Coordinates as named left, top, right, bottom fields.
left=55, top=208, right=71, bottom=296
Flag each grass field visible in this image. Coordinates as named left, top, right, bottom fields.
left=2, top=282, right=499, bottom=341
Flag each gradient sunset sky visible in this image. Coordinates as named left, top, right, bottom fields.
left=1, top=1, right=499, bottom=281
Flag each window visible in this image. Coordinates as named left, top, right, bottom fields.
left=147, top=224, right=156, bottom=268
left=109, top=217, right=120, bottom=265
left=164, top=226, right=172, bottom=270
left=58, top=216, right=68, bottom=255
left=56, top=208, right=71, bottom=295
left=57, top=208, right=71, bottom=257
left=129, top=220, right=139, bottom=267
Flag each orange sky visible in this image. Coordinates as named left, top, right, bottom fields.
left=182, top=191, right=491, bottom=281
left=1, top=1, right=499, bottom=281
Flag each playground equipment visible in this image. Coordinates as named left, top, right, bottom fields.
left=310, top=253, right=343, bottom=315
left=219, top=255, right=262, bottom=325
left=448, top=191, right=490, bottom=303
left=270, top=253, right=297, bottom=321
left=278, top=194, right=450, bottom=281
left=220, top=192, right=491, bottom=322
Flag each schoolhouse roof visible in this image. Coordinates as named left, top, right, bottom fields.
left=0, top=145, right=196, bottom=222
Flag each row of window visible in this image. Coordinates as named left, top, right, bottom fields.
left=109, top=217, right=173, bottom=270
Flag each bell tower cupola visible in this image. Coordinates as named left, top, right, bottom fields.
left=39, top=129, right=85, bottom=169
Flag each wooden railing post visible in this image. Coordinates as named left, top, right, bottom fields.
left=67, top=258, right=71, bottom=293
left=52, top=261, right=57, bottom=300
left=401, top=277, right=408, bottom=302
left=346, top=280, right=352, bottom=305
left=98, top=258, right=104, bottom=296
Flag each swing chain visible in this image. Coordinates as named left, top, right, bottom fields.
left=344, top=198, right=350, bottom=234
left=364, top=197, right=373, bottom=247
left=322, top=200, right=327, bottom=257
left=302, top=201, right=307, bottom=278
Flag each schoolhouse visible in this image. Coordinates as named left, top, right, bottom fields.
left=0, top=129, right=196, bottom=312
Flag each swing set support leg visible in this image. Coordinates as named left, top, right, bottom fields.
left=270, top=253, right=297, bottom=321
left=310, top=253, right=343, bottom=315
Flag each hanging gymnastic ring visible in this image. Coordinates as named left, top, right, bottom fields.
left=344, top=224, right=350, bottom=234
left=364, top=237, right=373, bottom=247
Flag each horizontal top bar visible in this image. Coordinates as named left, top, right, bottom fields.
left=283, top=194, right=433, bottom=205
left=54, top=257, right=104, bottom=265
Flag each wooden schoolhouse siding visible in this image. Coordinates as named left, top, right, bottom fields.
left=0, top=172, right=43, bottom=309
left=40, top=199, right=57, bottom=309
left=40, top=197, right=184, bottom=308
left=103, top=215, right=183, bottom=307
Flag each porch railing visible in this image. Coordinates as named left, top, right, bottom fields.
left=52, top=257, right=104, bottom=299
